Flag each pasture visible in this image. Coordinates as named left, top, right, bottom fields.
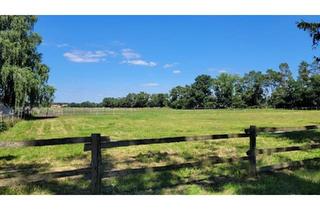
left=1, top=108, right=320, bottom=194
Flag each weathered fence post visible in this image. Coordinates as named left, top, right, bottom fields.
left=247, top=125, right=257, bottom=177
left=91, top=133, right=102, bottom=194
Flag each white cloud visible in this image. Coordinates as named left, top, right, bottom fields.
left=63, top=50, right=115, bottom=63
left=208, top=67, right=229, bottom=74
left=142, top=83, right=159, bottom=87
left=163, top=62, right=178, bottom=69
left=111, top=40, right=125, bottom=46
left=219, top=69, right=228, bottom=73
left=121, top=48, right=141, bottom=60
left=121, top=48, right=157, bottom=67
left=57, top=43, right=69, bottom=48
left=172, top=70, right=181, bottom=74
left=123, top=59, right=157, bottom=67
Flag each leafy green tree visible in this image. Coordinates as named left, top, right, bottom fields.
left=279, top=63, right=293, bottom=87
left=212, top=73, right=240, bottom=108
left=0, top=16, right=54, bottom=112
left=270, top=63, right=296, bottom=108
left=298, top=61, right=310, bottom=82
left=169, top=86, right=190, bottom=109
left=102, top=97, right=119, bottom=107
left=148, top=93, right=169, bottom=107
left=40, top=85, right=55, bottom=116
left=265, top=69, right=281, bottom=104
left=297, top=20, right=320, bottom=48
left=242, top=71, right=266, bottom=107
left=124, top=93, right=137, bottom=107
left=296, top=61, right=313, bottom=107
left=297, top=20, right=320, bottom=73
left=80, top=101, right=98, bottom=107
left=133, top=92, right=149, bottom=107
left=191, top=74, right=213, bottom=108
left=203, top=95, right=217, bottom=108
left=310, top=74, right=320, bottom=107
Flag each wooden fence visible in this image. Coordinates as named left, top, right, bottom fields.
left=0, top=124, right=320, bottom=194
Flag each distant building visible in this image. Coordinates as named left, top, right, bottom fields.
left=0, top=103, right=13, bottom=116
left=50, top=103, right=68, bottom=108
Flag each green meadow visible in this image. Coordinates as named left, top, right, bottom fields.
left=1, top=108, right=320, bottom=194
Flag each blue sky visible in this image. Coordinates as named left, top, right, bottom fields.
left=35, top=16, right=319, bottom=103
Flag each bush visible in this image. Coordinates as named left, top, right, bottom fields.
left=0, top=122, right=7, bottom=132
left=0, top=117, right=19, bottom=132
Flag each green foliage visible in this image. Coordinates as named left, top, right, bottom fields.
left=101, top=92, right=169, bottom=108
left=69, top=101, right=100, bottom=108
left=0, top=16, right=54, bottom=111
left=242, top=71, right=266, bottom=107
left=212, top=73, right=240, bottom=108
left=297, top=20, right=320, bottom=72
left=297, top=20, right=320, bottom=48
left=97, top=61, right=320, bottom=110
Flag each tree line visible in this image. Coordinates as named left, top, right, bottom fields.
left=68, top=61, right=320, bottom=109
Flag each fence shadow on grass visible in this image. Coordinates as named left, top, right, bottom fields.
left=0, top=178, right=90, bottom=195
left=100, top=157, right=249, bottom=194
left=265, top=130, right=320, bottom=144
left=25, top=115, right=58, bottom=121
left=0, top=155, right=17, bottom=161
left=99, top=157, right=320, bottom=195
left=0, top=160, right=91, bottom=195
left=1, top=157, right=320, bottom=194
left=0, top=162, right=51, bottom=179
left=235, top=164, right=320, bottom=194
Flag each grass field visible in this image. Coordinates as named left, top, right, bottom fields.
left=1, top=108, right=320, bottom=194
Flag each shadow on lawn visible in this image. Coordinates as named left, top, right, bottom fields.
left=265, top=130, right=320, bottom=144
left=1, top=150, right=320, bottom=195
left=0, top=162, right=51, bottom=179
left=0, top=152, right=114, bottom=195
left=0, top=160, right=90, bottom=195
left=1, top=144, right=319, bottom=195
left=0, top=155, right=17, bottom=161
left=25, top=115, right=58, bottom=121
left=100, top=158, right=320, bottom=195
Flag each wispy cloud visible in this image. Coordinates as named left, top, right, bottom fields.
left=208, top=67, right=229, bottom=74
left=64, top=50, right=115, bottom=63
left=110, top=40, right=125, bottom=46
left=123, top=60, right=157, bottom=67
left=172, top=70, right=181, bottom=74
left=218, top=69, right=228, bottom=73
left=57, top=43, right=70, bottom=48
left=121, top=48, right=141, bottom=60
left=163, top=62, right=179, bottom=69
left=141, top=83, right=159, bottom=87
left=121, top=48, right=157, bottom=67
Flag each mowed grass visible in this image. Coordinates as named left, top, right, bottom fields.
left=1, top=108, right=320, bottom=194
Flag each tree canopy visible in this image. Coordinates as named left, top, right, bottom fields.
left=97, top=59, right=320, bottom=110
left=0, top=16, right=55, bottom=112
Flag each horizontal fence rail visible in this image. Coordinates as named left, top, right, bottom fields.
left=84, top=133, right=249, bottom=151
